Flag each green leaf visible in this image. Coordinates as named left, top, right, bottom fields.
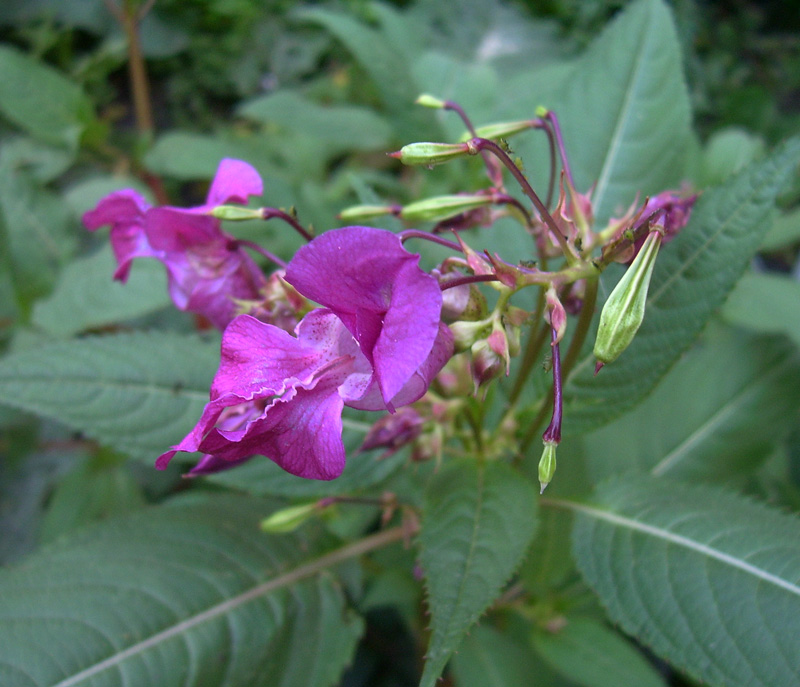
left=564, top=137, right=800, bottom=434
left=701, top=127, right=766, bottom=187
left=532, top=616, right=666, bottom=687
left=207, top=445, right=406, bottom=498
left=38, top=456, right=146, bottom=544
left=31, top=245, right=170, bottom=337
left=418, top=460, right=538, bottom=687
left=238, top=90, right=391, bottom=152
left=0, top=155, right=77, bottom=307
left=0, top=495, right=364, bottom=687
left=562, top=476, right=800, bottom=687
left=722, top=272, right=800, bottom=347
left=761, top=207, right=800, bottom=250
left=0, top=45, right=94, bottom=150
left=584, top=322, right=800, bottom=484
left=451, top=622, right=564, bottom=687
left=292, top=7, right=431, bottom=139
left=0, top=331, right=218, bottom=461
left=554, top=0, right=692, bottom=223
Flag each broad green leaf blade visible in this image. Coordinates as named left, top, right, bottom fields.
left=451, top=622, right=565, bottom=687
left=555, top=0, right=691, bottom=223
left=532, top=616, right=666, bottom=687
left=292, top=8, right=432, bottom=140
left=0, top=156, right=77, bottom=306
left=238, top=90, right=391, bottom=152
left=722, top=272, right=800, bottom=347
left=418, top=460, right=538, bottom=687
left=0, top=45, right=94, bottom=149
left=32, top=245, right=170, bottom=337
left=563, top=476, right=800, bottom=687
left=564, top=137, right=800, bottom=434
left=0, top=495, right=364, bottom=687
left=207, top=446, right=406, bottom=497
left=0, top=332, right=218, bottom=461
left=584, top=322, right=800, bottom=484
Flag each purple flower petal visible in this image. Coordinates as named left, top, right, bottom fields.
left=82, top=189, right=155, bottom=282
left=285, top=226, right=443, bottom=406
left=206, top=158, right=263, bottom=207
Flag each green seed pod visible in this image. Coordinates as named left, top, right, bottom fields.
left=338, top=204, right=397, bottom=222
left=593, top=230, right=663, bottom=366
left=458, top=120, right=536, bottom=143
left=207, top=205, right=264, bottom=221
left=415, top=94, right=447, bottom=109
left=260, top=502, right=319, bottom=533
left=389, top=142, right=472, bottom=166
left=538, top=440, right=558, bottom=494
left=400, top=194, right=494, bottom=222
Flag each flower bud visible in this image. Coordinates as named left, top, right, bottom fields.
left=399, top=194, right=494, bottom=223
left=207, top=205, right=264, bottom=221
left=459, top=120, right=536, bottom=142
left=545, top=286, right=567, bottom=345
left=450, top=319, right=491, bottom=352
left=260, top=502, right=320, bottom=533
left=415, top=94, right=447, bottom=109
left=593, top=230, right=663, bottom=367
left=359, top=407, right=423, bottom=457
left=440, top=281, right=488, bottom=321
left=538, top=440, right=558, bottom=494
left=389, top=142, right=473, bottom=166
left=338, top=204, right=398, bottom=222
left=471, top=338, right=504, bottom=391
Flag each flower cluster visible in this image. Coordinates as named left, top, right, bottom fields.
left=83, top=159, right=267, bottom=329
left=85, top=95, right=697, bottom=491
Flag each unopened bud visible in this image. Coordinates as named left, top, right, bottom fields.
left=545, top=286, right=567, bottom=345
left=400, top=194, right=494, bottom=223
left=450, top=319, right=491, bottom=352
left=389, top=142, right=472, bottom=166
left=538, top=440, right=558, bottom=494
left=440, top=281, right=488, bottom=321
left=471, top=338, right=504, bottom=390
left=593, top=230, right=663, bottom=366
left=459, top=120, right=535, bottom=143
left=415, top=94, right=447, bottom=109
left=338, top=204, right=398, bottom=222
left=260, top=502, right=320, bottom=533
left=208, top=205, right=264, bottom=221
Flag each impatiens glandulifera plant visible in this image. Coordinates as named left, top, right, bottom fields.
left=1, top=2, right=799, bottom=686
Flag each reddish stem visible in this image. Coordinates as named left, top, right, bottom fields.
left=542, top=327, right=562, bottom=444
left=262, top=208, right=313, bottom=242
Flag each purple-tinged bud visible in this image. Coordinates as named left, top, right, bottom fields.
left=400, top=194, right=495, bottom=223
left=538, top=441, right=557, bottom=494
left=389, top=142, right=472, bottom=166
left=545, top=286, right=567, bottom=345
left=360, top=407, right=424, bottom=458
left=338, top=204, right=399, bottom=222
left=471, top=338, right=504, bottom=391
left=594, top=229, right=663, bottom=366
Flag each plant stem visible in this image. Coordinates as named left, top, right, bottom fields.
left=398, top=229, right=463, bottom=252
left=561, top=276, right=599, bottom=378
left=545, top=111, right=575, bottom=190
left=235, top=240, right=287, bottom=269
left=262, top=208, right=313, bottom=242
left=444, top=100, right=504, bottom=187
left=470, top=138, right=577, bottom=263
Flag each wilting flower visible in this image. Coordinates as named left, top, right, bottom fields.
left=157, top=226, right=453, bottom=480
left=83, top=158, right=267, bottom=329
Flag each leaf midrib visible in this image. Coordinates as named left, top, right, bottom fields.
left=545, top=499, right=800, bottom=598
left=651, top=354, right=796, bottom=476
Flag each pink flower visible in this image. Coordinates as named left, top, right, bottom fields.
left=157, top=227, right=453, bottom=480
left=82, top=159, right=267, bottom=329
